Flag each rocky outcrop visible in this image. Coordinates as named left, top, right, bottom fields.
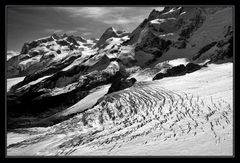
left=153, top=62, right=202, bottom=80
left=135, top=31, right=172, bottom=56
left=192, top=25, right=233, bottom=63
left=107, top=71, right=137, bottom=94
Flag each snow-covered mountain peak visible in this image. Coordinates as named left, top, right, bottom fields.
left=93, top=27, right=129, bottom=49
left=7, top=32, right=98, bottom=78
left=106, top=26, right=117, bottom=33
left=148, top=7, right=181, bottom=20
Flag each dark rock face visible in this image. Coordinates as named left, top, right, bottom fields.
left=122, top=19, right=149, bottom=46
left=107, top=71, right=137, bottom=94
left=135, top=31, right=172, bottom=61
left=137, top=33, right=172, bottom=52
left=173, top=40, right=187, bottom=49
left=185, top=63, right=202, bottom=73
left=94, top=27, right=118, bottom=49
left=66, top=36, right=80, bottom=46
left=73, top=35, right=87, bottom=43
left=153, top=63, right=202, bottom=80
left=192, top=25, right=233, bottom=63
left=193, top=42, right=218, bottom=60
left=20, top=43, right=30, bottom=54
left=210, top=36, right=233, bottom=62
left=178, top=9, right=206, bottom=40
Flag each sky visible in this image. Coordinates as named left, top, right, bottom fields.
left=7, top=6, right=164, bottom=52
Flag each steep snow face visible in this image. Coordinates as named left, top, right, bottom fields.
left=48, top=84, right=111, bottom=119
left=7, top=63, right=233, bottom=156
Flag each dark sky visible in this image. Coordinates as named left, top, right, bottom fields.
left=7, top=6, right=164, bottom=52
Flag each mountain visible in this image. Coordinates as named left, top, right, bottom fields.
left=6, top=7, right=233, bottom=156
left=93, top=27, right=129, bottom=49
left=120, top=6, right=232, bottom=67
left=7, top=33, right=95, bottom=78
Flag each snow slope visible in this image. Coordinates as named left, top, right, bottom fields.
left=44, top=84, right=111, bottom=121
left=7, top=77, right=25, bottom=92
left=7, top=51, right=20, bottom=61
left=7, top=63, right=233, bottom=156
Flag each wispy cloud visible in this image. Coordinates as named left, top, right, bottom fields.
left=82, top=32, right=93, bottom=36
left=75, top=27, right=89, bottom=31
left=44, top=28, right=64, bottom=34
left=43, top=27, right=93, bottom=37
left=54, top=7, right=164, bottom=28
left=62, top=7, right=111, bottom=18
left=44, top=28, right=89, bottom=35
left=65, top=30, right=78, bottom=34
left=103, top=15, right=145, bottom=25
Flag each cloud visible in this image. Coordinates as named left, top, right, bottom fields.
left=65, top=30, right=78, bottom=34
left=82, top=32, right=92, bottom=36
left=55, top=7, right=116, bottom=18
left=44, top=28, right=63, bottom=33
left=54, top=7, right=164, bottom=27
left=44, top=27, right=93, bottom=35
left=103, top=15, right=144, bottom=25
left=75, top=27, right=89, bottom=31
